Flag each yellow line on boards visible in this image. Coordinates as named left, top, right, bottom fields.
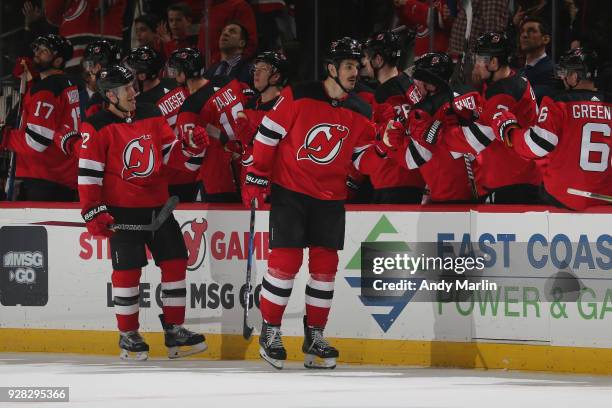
left=1, top=328, right=611, bottom=375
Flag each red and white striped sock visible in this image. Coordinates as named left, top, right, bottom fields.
left=160, top=259, right=187, bottom=325
left=111, top=268, right=142, bottom=332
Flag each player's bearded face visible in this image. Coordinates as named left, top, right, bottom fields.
left=32, top=45, right=55, bottom=71
left=338, top=60, right=359, bottom=91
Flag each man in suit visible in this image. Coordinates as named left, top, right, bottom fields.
left=205, top=21, right=253, bottom=86
left=519, top=16, right=561, bottom=102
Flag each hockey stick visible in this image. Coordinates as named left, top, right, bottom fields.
left=32, top=196, right=180, bottom=231
left=5, top=73, right=26, bottom=201
left=567, top=188, right=612, bottom=203
left=242, top=198, right=256, bottom=340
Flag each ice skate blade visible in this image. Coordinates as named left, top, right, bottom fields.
left=167, top=341, right=208, bottom=359
left=259, top=347, right=284, bottom=370
left=304, top=354, right=336, bottom=369
left=119, top=349, right=149, bottom=361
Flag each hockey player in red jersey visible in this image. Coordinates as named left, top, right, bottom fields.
left=458, top=32, right=542, bottom=203
left=230, top=51, right=289, bottom=187
left=125, top=47, right=193, bottom=201
left=82, top=40, right=122, bottom=118
left=125, top=46, right=187, bottom=131
left=244, top=37, right=383, bottom=369
left=78, top=65, right=208, bottom=360
left=1, top=34, right=81, bottom=201
left=360, top=30, right=425, bottom=203
left=168, top=48, right=249, bottom=202
left=493, top=48, right=611, bottom=210
left=383, top=52, right=480, bottom=202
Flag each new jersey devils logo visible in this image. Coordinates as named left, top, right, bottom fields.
left=122, top=135, right=156, bottom=180
left=181, top=219, right=208, bottom=271
left=297, top=123, right=349, bottom=164
left=63, top=0, right=87, bottom=22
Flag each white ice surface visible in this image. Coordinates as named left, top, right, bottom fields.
left=1, top=353, right=612, bottom=407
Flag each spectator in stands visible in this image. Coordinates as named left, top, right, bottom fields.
left=159, top=3, right=199, bottom=58
left=392, top=0, right=455, bottom=58
left=205, top=22, right=253, bottom=85
left=134, top=14, right=165, bottom=58
left=448, top=0, right=509, bottom=85
left=197, top=0, right=258, bottom=66
left=519, top=17, right=561, bottom=101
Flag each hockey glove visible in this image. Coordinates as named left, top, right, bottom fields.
left=82, top=205, right=115, bottom=238
left=183, top=126, right=209, bottom=155
left=407, top=110, right=442, bottom=145
left=60, top=131, right=82, bottom=156
left=242, top=169, right=269, bottom=209
left=383, top=121, right=407, bottom=150
left=492, top=111, right=519, bottom=147
left=234, top=112, right=258, bottom=145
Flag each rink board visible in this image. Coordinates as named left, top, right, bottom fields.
left=1, top=203, right=611, bottom=374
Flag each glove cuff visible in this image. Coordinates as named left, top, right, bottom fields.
left=498, top=119, right=518, bottom=147
left=424, top=120, right=443, bottom=144
left=60, top=131, right=80, bottom=155
left=82, top=204, right=108, bottom=222
left=245, top=172, right=269, bottom=188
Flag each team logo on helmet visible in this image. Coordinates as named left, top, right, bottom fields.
left=491, top=34, right=501, bottom=43
left=297, top=123, right=349, bottom=164
left=181, top=218, right=208, bottom=271
left=122, top=135, right=156, bottom=180
left=431, top=56, right=440, bottom=65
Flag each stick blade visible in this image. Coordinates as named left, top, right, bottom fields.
left=243, top=324, right=254, bottom=340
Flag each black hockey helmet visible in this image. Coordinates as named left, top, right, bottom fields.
left=31, top=34, right=73, bottom=66
left=97, top=64, right=134, bottom=101
left=557, top=47, right=599, bottom=80
left=254, top=51, right=289, bottom=86
left=125, top=46, right=163, bottom=79
left=83, top=39, right=122, bottom=69
left=327, top=37, right=363, bottom=64
left=474, top=31, right=513, bottom=65
left=412, top=52, right=454, bottom=88
left=167, top=48, right=204, bottom=79
left=364, top=30, right=403, bottom=65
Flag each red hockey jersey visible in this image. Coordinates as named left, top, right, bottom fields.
left=136, top=78, right=187, bottom=130
left=389, top=88, right=479, bottom=201
left=443, top=74, right=541, bottom=193
left=251, top=81, right=380, bottom=201
left=173, top=76, right=248, bottom=193
left=508, top=90, right=612, bottom=210
left=234, top=95, right=280, bottom=185
left=2, top=73, right=81, bottom=189
left=367, top=72, right=425, bottom=190
left=78, top=104, right=203, bottom=210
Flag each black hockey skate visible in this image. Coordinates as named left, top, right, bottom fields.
left=119, top=331, right=149, bottom=361
left=159, top=314, right=207, bottom=359
left=259, top=321, right=286, bottom=369
left=302, top=316, right=339, bottom=369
